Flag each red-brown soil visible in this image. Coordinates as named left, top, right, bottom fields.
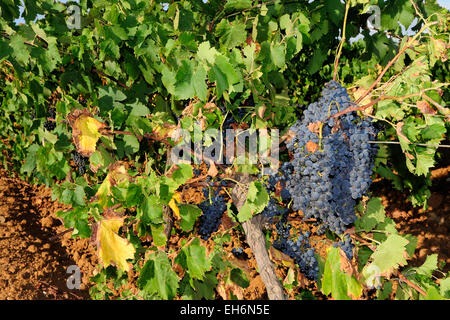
left=0, top=169, right=97, bottom=300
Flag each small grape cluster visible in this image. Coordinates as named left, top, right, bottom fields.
left=220, top=103, right=250, bottom=131
left=274, top=218, right=319, bottom=281
left=72, top=151, right=88, bottom=175
left=43, top=107, right=56, bottom=131
left=197, top=188, right=227, bottom=240
left=231, top=247, right=247, bottom=259
left=261, top=166, right=291, bottom=219
left=334, top=234, right=354, bottom=260
left=285, top=80, right=378, bottom=234
left=261, top=198, right=287, bottom=219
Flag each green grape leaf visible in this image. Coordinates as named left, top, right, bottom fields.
left=9, top=34, right=30, bottom=65
left=193, top=65, right=208, bottom=101
left=421, top=123, right=446, bottom=140
left=326, top=0, right=345, bottom=25
left=237, top=181, right=269, bottom=223
left=424, top=286, right=444, bottom=300
left=415, top=153, right=435, bottom=176
left=138, top=251, right=179, bottom=299
left=215, top=19, right=247, bottom=48
left=179, top=204, right=202, bottom=232
left=174, top=60, right=196, bottom=99
left=142, top=196, right=164, bottom=224
left=270, top=43, right=286, bottom=69
left=224, top=0, right=252, bottom=11
left=151, top=223, right=167, bottom=247
left=321, top=247, right=363, bottom=299
left=355, top=197, right=386, bottom=232
left=230, top=268, right=250, bottom=288
left=123, top=134, right=140, bottom=154
left=415, top=254, right=438, bottom=278
left=171, top=163, right=193, bottom=185
left=307, top=47, right=326, bottom=74
left=404, top=234, right=417, bottom=258
left=73, top=185, right=86, bottom=207
left=197, top=41, right=218, bottom=64
left=176, top=238, right=211, bottom=281
left=211, top=55, right=240, bottom=97
left=366, top=234, right=409, bottom=277
left=439, top=277, right=450, bottom=298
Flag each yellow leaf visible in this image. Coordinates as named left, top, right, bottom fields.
left=152, top=123, right=178, bottom=141
left=169, top=192, right=182, bottom=219
left=95, top=163, right=129, bottom=207
left=97, top=217, right=135, bottom=271
left=352, top=87, right=372, bottom=105
left=68, top=109, right=107, bottom=157
left=96, top=177, right=111, bottom=208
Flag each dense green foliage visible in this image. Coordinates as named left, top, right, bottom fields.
left=0, top=0, right=449, bottom=300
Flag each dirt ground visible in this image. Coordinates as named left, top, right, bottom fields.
left=0, top=165, right=448, bottom=300
left=0, top=169, right=97, bottom=300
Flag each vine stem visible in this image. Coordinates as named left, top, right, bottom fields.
left=333, top=0, right=351, bottom=81
left=397, top=273, right=428, bottom=297
left=368, top=141, right=450, bottom=149
left=330, top=83, right=449, bottom=119
left=99, top=129, right=134, bottom=136
left=355, top=20, right=439, bottom=105
left=48, top=228, right=74, bottom=242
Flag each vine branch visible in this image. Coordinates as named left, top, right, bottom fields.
left=355, top=21, right=439, bottom=105
left=333, top=0, right=351, bottom=81
left=231, top=173, right=286, bottom=300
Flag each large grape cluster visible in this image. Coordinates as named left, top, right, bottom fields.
left=285, top=80, right=378, bottom=234
left=197, top=188, right=227, bottom=240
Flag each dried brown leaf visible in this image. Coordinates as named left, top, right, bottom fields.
left=269, top=246, right=295, bottom=268
left=207, top=162, right=219, bottom=178
left=306, top=141, right=319, bottom=153
left=307, top=121, right=321, bottom=134
left=416, top=100, right=436, bottom=115
left=396, top=122, right=411, bottom=144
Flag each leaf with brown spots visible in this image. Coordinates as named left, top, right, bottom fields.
left=68, top=109, right=107, bottom=157
left=96, top=216, right=135, bottom=271
left=405, top=152, right=415, bottom=160
left=416, top=100, right=436, bottom=115
left=217, top=278, right=244, bottom=300
left=338, top=248, right=360, bottom=280
left=396, top=122, right=411, bottom=144
left=257, top=105, right=266, bottom=119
